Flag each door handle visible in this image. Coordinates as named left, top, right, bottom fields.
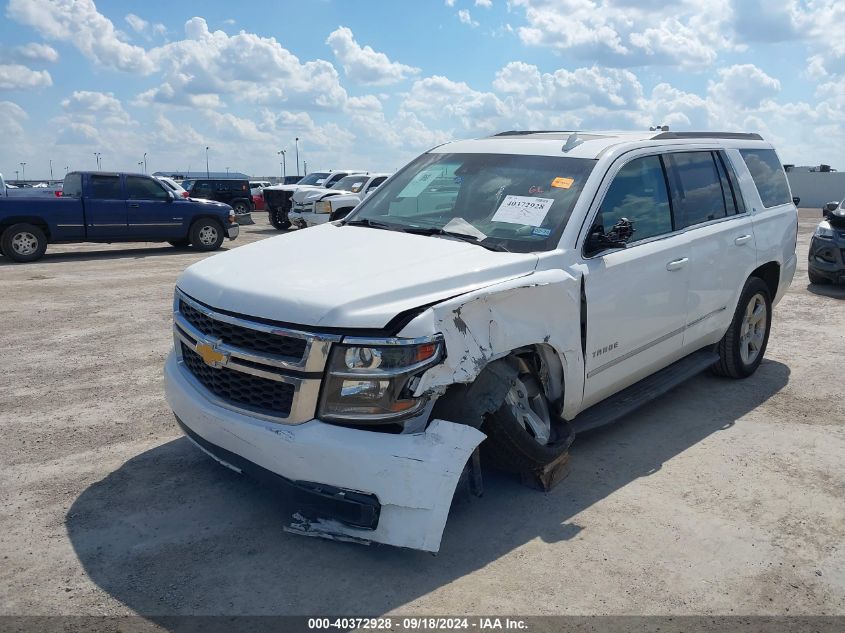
left=666, top=257, right=689, bottom=271
left=128, top=203, right=139, bottom=208
left=734, top=234, right=752, bottom=245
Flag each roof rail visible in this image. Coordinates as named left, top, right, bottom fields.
left=492, top=130, right=572, bottom=136
left=652, top=131, right=763, bottom=141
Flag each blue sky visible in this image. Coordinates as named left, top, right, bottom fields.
left=1, top=0, right=844, bottom=180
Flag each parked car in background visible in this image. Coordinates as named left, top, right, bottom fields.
left=809, top=199, right=845, bottom=284
left=156, top=176, right=189, bottom=199
left=289, top=173, right=391, bottom=228
left=181, top=178, right=254, bottom=225
left=0, top=171, right=238, bottom=262
left=249, top=181, right=271, bottom=192
left=289, top=173, right=367, bottom=219
left=165, top=130, right=798, bottom=552
left=1, top=174, right=62, bottom=198
left=263, top=170, right=362, bottom=230
left=281, top=176, right=303, bottom=185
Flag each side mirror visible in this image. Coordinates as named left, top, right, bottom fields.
left=792, top=196, right=800, bottom=206
left=585, top=218, right=634, bottom=256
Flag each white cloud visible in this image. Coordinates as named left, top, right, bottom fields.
left=0, top=100, right=28, bottom=139
left=0, top=64, right=52, bottom=89
left=445, top=0, right=456, bottom=6
left=708, top=64, right=781, bottom=109
left=458, top=9, right=479, bottom=27
left=326, top=27, right=420, bottom=85
left=7, top=0, right=154, bottom=73
left=476, top=0, right=493, bottom=7
left=147, top=17, right=349, bottom=111
left=125, top=13, right=148, bottom=34
left=403, top=75, right=507, bottom=132
left=60, top=90, right=132, bottom=125
left=14, top=42, right=59, bottom=63
left=510, top=0, right=731, bottom=68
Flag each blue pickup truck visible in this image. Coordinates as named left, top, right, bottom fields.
left=0, top=171, right=239, bottom=263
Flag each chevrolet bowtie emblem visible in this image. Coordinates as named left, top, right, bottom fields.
left=195, top=341, right=228, bottom=368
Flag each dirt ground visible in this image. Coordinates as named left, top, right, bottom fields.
left=0, top=210, right=842, bottom=618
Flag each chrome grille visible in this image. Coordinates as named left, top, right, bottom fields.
left=180, top=343, right=295, bottom=416
left=173, top=289, right=340, bottom=424
left=179, top=299, right=307, bottom=360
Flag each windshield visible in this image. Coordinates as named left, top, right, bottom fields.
left=349, top=152, right=596, bottom=252
left=332, top=175, right=367, bottom=191
left=297, top=172, right=330, bottom=186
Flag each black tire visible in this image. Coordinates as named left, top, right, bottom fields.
left=269, top=207, right=291, bottom=230
left=808, top=269, right=830, bottom=285
left=482, top=367, right=570, bottom=472
left=1, top=223, right=48, bottom=263
left=189, top=219, right=225, bottom=252
left=712, top=277, right=772, bottom=379
left=168, top=239, right=190, bottom=248
left=232, top=201, right=250, bottom=215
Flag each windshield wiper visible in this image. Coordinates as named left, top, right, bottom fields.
left=344, top=218, right=401, bottom=231
left=402, top=226, right=510, bottom=252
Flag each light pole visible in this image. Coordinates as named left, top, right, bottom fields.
left=143, top=152, right=147, bottom=174
left=205, top=146, right=210, bottom=179
left=303, top=160, right=308, bottom=175
left=277, top=149, right=286, bottom=178
left=93, top=152, right=101, bottom=169
left=138, top=161, right=143, bottom=171
left=49, top=159, right=53, bottom=181
left=295, top=137, right=300, bottom=176
left=65, top=165, right=68, bottom=174
left=226, top=167, right=230, bottom=177
left=14, top=170, right=18, bottom=181
left=20, top=162, right=26, bottom=181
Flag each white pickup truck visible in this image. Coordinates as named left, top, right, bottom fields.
left=289, top=173, right=391, bottom=228
left=165, top=130, right=798, bottom=552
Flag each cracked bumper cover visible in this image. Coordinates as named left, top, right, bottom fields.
left=164, top=352, right=485, bottom=552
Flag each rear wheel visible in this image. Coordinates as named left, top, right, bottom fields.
left=232, top=201, right=250, bottom=215
left=189, top=219, right=225, bottom=251
left=269, top=207, right=290, bottom=230
left=483, top=359, right=570, bottom=472
left=712, top=277, right=772, bottom=378
left=1, top=223, right=48, bottom=263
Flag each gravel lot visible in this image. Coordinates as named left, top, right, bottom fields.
left=0, top=210, right=843, bottom=618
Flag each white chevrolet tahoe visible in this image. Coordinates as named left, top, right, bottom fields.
left=165, top=130, right=798, bottom=552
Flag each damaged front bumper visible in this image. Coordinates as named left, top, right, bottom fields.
left=164, top=352, right=485, bottom=552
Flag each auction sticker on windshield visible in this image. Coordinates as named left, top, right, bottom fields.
left=492, top=195, right=554, bottom=226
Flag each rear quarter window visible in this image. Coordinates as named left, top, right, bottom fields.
left=739, top=149, right=791, bottom=208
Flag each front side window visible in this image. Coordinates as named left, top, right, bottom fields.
left=325, top=173, right=349, bottom=187
left=739, top=148, right=791, bottom=208
left=665, top=152, right=727, bottom=228
left=597, top=155, right=672, bottom=242
left=89, top=175, right=122, bottom=199
left=351, top=152, right=596, bottom=252
left=126, top=176, right=170, bottom=200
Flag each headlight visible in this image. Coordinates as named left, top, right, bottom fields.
left=832, top=206, right=845, bottom=218
left=815, top=222, right=834, bottom=239
left=317, top=200, right=333, bottom=214
left=318, top=336, right=445, bottom=422
left=228, top=209, right=235, bottom=224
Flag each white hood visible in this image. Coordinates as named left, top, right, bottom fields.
left=177, top=222, right=538, bottom=329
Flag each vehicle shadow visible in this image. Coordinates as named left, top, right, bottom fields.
left=806, top=283, right=845, bottom=299
left=0, top=245, right=230, bottom=265
left=66, top=360, right=789, bottom=619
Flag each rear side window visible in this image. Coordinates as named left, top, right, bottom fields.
left=63, top=173, right=82, bottom=198
left=665, top=152, right=726, bottom=228
left=89, top=175, right=122, bottom=199
left=126, top=176, right=170, bottom=200
left=739, top=149, right=790, bottom=208
left=598, top=155, right=672, bottom=242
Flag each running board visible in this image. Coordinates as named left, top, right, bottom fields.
left=570, top=348, right=719, bottom=434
